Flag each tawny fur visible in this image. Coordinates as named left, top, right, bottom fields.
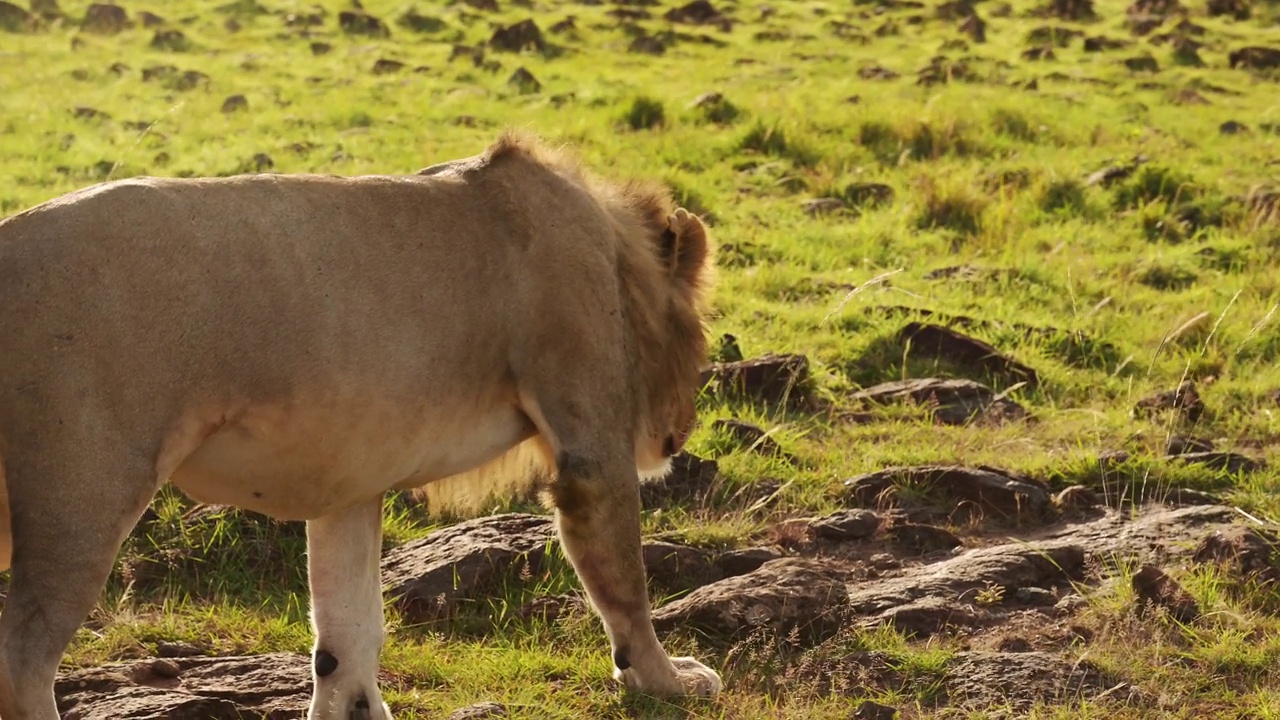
left=0, top=130, right=721, bottom=719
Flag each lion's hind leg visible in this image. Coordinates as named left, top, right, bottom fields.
left=305, top=494, right=393, bottom=720
left=0, top=427, right=160, bottom=720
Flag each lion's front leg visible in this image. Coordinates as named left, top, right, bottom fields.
left=305, top=494, right=393, bottom=720
left=551, top=453, right=723, bottom=698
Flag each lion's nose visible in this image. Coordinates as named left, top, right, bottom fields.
left=662, top=435, right=678, bottom=457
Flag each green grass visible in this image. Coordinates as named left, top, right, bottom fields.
left=3, top=0, right=1280, bottom=716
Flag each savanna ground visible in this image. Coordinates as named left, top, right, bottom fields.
left=3, top=0, right=1280, bottom=717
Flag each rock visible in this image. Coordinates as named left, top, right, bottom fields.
left=1083, top=35, right=1131, bottom=52
left=1165, top=434, right=1214, bottom=455
left=372, top=58, right=404, bottom=74
left=1038, top=0, right=1095, bottom=19
left=851, top=377, right=1026, bottom=426
left=449, top=44, right=485, bottom=65
left=338, top=10, right=388, bottom=37
left=398, top=9, right=448, bottom=33
left=140, top=65, right=177, bottom=83
left=899, top=323, right=1039, bottom=386
left=842, top=182, right=895, bottom=209
left=138, top=10, right=164, bottom=27
left=935, top=0, right=975, bottom=19
left=73, top=106, right=110, bottom=120
left=381, top=513, right=555, bottom=621
left=249, top=153, right=273, bottom=172
left=916, top=55, right=973, bottom=86
left=1054, top=485, right=1101, bottom=512
left=447, top=703, right=509, bottom=719
left=1086, top=157, right=1145, bottom=187
left=854, top=700, right=898, bottom=720
left=1134, top=381, right=1204, bottom=423
left=803, top=198, right=846, bottom=216
left=944, top=651, right=1128, bottom=710
left=1123, top=54, right=1159, bottom=72
left=1022, top=46, right=1056, bottom=61
left=628, top=34, right=665, bottom=55
left=306, top=41, right=330, bottom=55
left=1055, top=593, right=1088, bottom=615
left=0, top=1, right=31, bottom=32
left=31, top=0, right=61, bottom=20
left=1194, top=526, right=1280, bottom=586
left=664, top=0, right=729, bottom=27
left=858, top=64, right=900, bottom=80
left=1132, top=565, right=1200, bottom=622
left=642, top=541, right=720, bottom=593
left=220, top=94, right=248, bottom=113
left=716, top=546, right=784, bottom=577
left=1026, top=25, right=1083, bottom=46
left=155, top=641, right=204, bottom=658
left=55, top=653, right=311, bottom=719
left=700, top=353, right=813, bottom=408
left=651, top=558, right=849, bottom=642
left=283, top=11, right=322, bottom=28
left=1220, top=120, right=1247, bottom=134
left=507, top=66, right=540, bottom=93
left=811, top=509, right=881, bottom=541
left=81, top=3, right=127, bottom=34
left=489, top=19, right=545, bottom=52
left=1229, top=46, right=1280, bottom=71
left=885, top=523, right=962, bottom=554
left=517, top=593, right=584, bottom=623
left=843, top=465, right=1051, bottom=521
left=1206, top=0, right=1249, bottom=19
left=1171, top=36, right=1204, bottom=66
left=959, top=14, right=985, bottom=42
left=1171, top=451, right=1264, bottom=474
left=846, top=541, right=1085, bottom=635
left=711, top=418, right=792, bottom=459
left=1014, top=586, right=1057, bottom=605
left=639, top=451, right=718, bottom=507
left=462, top=0, right=499, bottom=10
left=174, top=69, right=209, bottom=91
left=1164, top=487, right=1222, bottom=506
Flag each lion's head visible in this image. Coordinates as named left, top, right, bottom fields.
left=608, top=184, right=715, bottom=481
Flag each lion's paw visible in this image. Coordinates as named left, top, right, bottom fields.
left=615, top=656, right=722, bottom=698
left=671, top=656, right=723, bottom=697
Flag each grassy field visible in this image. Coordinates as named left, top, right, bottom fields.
left=3, top=0, right=1280, bottom=716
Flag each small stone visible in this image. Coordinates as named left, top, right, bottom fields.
left=1014, top=586, right=1057, bottom=605
left=81, top=3, right=127, bottom=34
left=1132, top=565, right=1200, bottom=623
left=507, top=67, right=540, bottom=94
left=1054, top=486, right=1100, bottom=511
left=811, top=509, right=881, bottom=541
left=372, top=58, right=405, bottom=74
left=150, top=29, right=190, bottom=52
left=886, top=523, right=962, bottom=553
left=854, top=700, right=898, bottom=719
left=149, top=659, right=181, bottom=679
left=220, top=95, right=248, bottom=113
left=446, top=701, right=509, bottom=719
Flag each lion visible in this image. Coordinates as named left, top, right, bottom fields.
left=0, top=130, right=720, bottom=719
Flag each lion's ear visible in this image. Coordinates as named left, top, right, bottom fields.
left=660, top=208, right=709, bottom=287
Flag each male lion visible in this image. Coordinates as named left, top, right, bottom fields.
left=0, top=131, right=720, bottom=719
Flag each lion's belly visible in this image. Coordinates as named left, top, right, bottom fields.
left=167, top=401, right=534, bottom=520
